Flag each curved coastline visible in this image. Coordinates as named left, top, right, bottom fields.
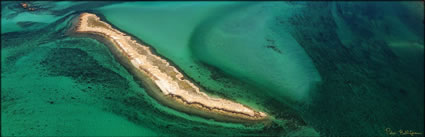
left=69, top=13, right=269, bottom=123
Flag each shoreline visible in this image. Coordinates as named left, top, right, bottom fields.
left=69, top=13, right=269, bottom=123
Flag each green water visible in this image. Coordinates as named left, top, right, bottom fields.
left=1, top=1, right=424, bottom=136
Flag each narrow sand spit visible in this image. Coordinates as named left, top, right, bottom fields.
left=72, top=13, right=268, bottom=123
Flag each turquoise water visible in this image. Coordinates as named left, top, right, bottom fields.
left=1, top=1, right=424, bottom=136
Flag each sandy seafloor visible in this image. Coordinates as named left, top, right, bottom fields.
left=1, top=1, right=424, bottom=136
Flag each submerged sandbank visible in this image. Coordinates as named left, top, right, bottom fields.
left=71, top=13, right=268, bottom=123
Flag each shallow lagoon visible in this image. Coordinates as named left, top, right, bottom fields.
left=1, top=1, right=424, bottom=136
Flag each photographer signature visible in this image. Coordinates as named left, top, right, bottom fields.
left=386, top=128, right=422, bottom=136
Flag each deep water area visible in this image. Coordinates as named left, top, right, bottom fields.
left=1, top=1, right=424, bottom=136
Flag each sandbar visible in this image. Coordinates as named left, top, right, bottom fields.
left=70, top=13, right=268, bottom=123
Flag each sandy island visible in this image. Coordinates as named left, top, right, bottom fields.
left=71, top=13, right=268, bottom=123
